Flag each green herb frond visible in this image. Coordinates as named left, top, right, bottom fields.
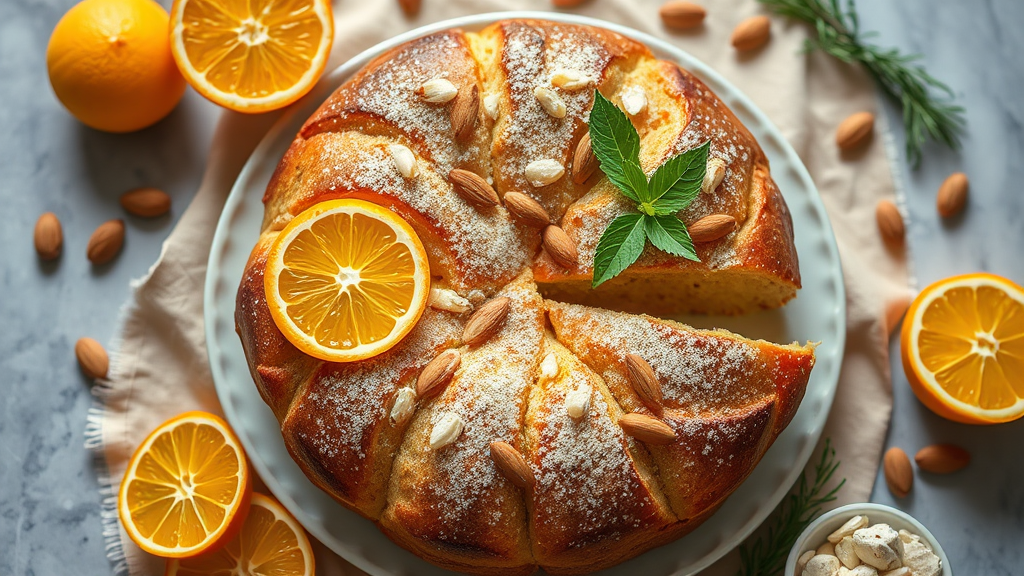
left=737, top=438, right=846, bottom=576
left=759, top=0, right=965, bottom=166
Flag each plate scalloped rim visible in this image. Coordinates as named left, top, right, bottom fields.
left=204, top=11, right=846, bottom=576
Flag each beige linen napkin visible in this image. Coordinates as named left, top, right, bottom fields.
left=87, top=1, right=911, bottom=574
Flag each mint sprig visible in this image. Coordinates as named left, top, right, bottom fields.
left=589, top=91, right=709, bottom=288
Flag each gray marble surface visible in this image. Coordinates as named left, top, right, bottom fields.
left=1, top=0, right=1021, bottom=575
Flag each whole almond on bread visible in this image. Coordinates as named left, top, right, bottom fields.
left=463, top=297, right=511, bottom=347
left=417, top=349, right=461, bottom=398
left=688, top=214, right=736, bottom=243
left=883, top=447, right=913, bottom=497
left=86, top=219, right=125, bottom=264
left=660, top=1, right=707, bottom=29
left=936, top=172, right=968, bottom=218
left=836, top=112, right=875, bottom=150
left=625, top=354, right=663, bottom=414
left=915, top=444, right=970, bottom=474
left=121, top=187, right=171, bottom=217
left=876, top=200, right=905, bottom=245
left=572, top=133, right=599, bottom=184
left=542, top=225, right=579, bottom=268
left=34, top=212, right=63, bottom=260
left=449, top=169, right=499, bottom=208
left=76, top=337, right=109, bottom=379
left=618, top=413, right=676, bottom=444
left=731, top=16, right=771, bottom=51
left=451, top=85, right=479, bottom=143
left=489, top=441, right=535, bottom=489
left=503, top=192, right=550, bottom=228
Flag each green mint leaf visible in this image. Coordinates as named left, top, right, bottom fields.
left=644, top=215, right=699, bottom=262
left=592, top=213, right=647, bottom=288
left=647, top=141, right=710, bottom=215
left=588, top=91, right=647, bottom=203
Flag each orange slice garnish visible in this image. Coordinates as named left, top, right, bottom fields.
left=901, top=273, right=1024, bottom=424
left=118, top=411, right=252, bottom=557
left=264, top=199, right=431, bottom=362
left=164, top=493, right=315, bottom=576
left=168, top=0, right=333, bottom=113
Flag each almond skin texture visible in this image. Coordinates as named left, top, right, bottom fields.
left=937, top=172, right=968, bottom=218
left=688, top=214, right=737, bottom=243
left=915, top=444, right=970, bottom=474
left=120, top=187, right=171, bottom=218
left=876, top=200, right=905, bottom=245
left=34, top=212, right=63, bottom=260
left=503, top=192, right=550, bottom=228
left=618, top=413, right=677, bottom=445
left=836, top=112, right=875, bottom=150
left=416, top=349, right=461, bottom=398
left=731, top=16, right=771, bottom=51
left=449, top=169, right=499, bottom=208
left=76, top=337, right=109, bottom=379
left=625, top=354, right=663, bottom=414
left=462, top=297, right=511, bottom=347
left=489, top=441, right=536, bottom=489
left=572, top=132, right=599, bottom=184
left=86, top=219, right=125, bottom=264
left=397, top=0, right=419, bottom=17
left=660, top=1, right=707, bottom=29
left=884, top=447, right=913, bottom=497
left=451, top=84, right=479, bottom=143
left=542, top=225, right=579, bottom=268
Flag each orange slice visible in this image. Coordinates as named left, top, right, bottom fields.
left=165, top=493, right=314, bottom=576
left=168, top=0, right=333, bottom=113
left=118, top=411, right=252, bottom=557
left=901, top=273, right=1024, bottom=424
left=264, top=199, right=431, bottom=362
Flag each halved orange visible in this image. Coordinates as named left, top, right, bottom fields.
left=165, top=493, right=314, bottom=576
left=264, top=199, right=431, bottom=362
left=168, top=0, right=333, bottom=113
left=901, top=273, right=1024, bottom=424
left=119, top=411, right=252, bottom=557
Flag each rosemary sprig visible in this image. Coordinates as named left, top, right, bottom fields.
left=736, top=439, right=846, bottom=576
left=758, top=0, right=965, bottom=166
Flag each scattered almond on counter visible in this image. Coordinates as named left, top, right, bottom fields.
left=659, top=1, right=707, bottom=30
left=936, top=172, right=968, bottom=218
left=876, top=200, right=905, bottom=245
left=883, top=447, right=914, bottom=497
left=551, top=0, right=588, bottom=7
left=34, top=212, right=63, bottom=260
left=915, top=443, right=970, bottom=474
left=75, top=337, right=109, bottom=379
left=120, top=187, right=171, bottom=218
left=86, top=219, right=125, bottom=264
left=836, top=112, right=875, bottom=150
left=397, top=0, right=420, bottom=17
left=731, top=15, right=771, bottom=51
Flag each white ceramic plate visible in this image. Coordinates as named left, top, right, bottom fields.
left=205, top=12, right=846, bottom=576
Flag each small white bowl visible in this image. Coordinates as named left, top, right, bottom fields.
left=785, top=503, right=951, bottom=576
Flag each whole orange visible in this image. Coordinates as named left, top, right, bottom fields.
left=46, top=0, right=186, bottom=133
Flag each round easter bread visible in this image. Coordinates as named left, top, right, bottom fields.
left=236, top=19, right=815, bottom=575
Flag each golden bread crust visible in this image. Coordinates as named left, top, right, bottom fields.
left=235, top=19, right=815, bottom=575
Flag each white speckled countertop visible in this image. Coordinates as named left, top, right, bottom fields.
left=1, top=0, right=1021, bottom=574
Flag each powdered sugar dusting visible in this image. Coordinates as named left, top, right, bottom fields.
left=415, top=276, right=544, bottom=530
left=312, top=133, right=529, bottom=290
left=289, top=309, right=461, bottom=465
left=533, top=363, right=662, bottom=544
left=550, top=302, right=768, bottom=413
